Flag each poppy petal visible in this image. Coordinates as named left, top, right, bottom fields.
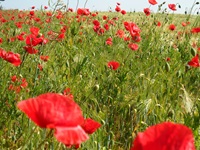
left=82, top=118, right=101, bottom=134
left=54, top=126, right=89, bottom=145
left=131, top=122, right=195, bottom=150
left=188, top=54, right=200, bottom=67
left=17, top=93, right=84, bottom=128
left=148, top=0, right=157, bottom=5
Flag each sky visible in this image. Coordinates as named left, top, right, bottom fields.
left=0, top=0, right=199, bottom=14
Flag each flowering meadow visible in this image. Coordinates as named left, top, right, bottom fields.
left=0, top=0, right=200, bottom=149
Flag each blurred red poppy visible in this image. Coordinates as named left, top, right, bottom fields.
left=108, top=61, right=120, bottom=70
left=26, top=34, right=43, bottom=46
left=144, top=8, right=151, bottom=16
left=124, top=22, right=141, bottom=37
left=40, top=55, right=49, bottom=62
left=188, top=54, right=200, bottom=67
left=30, top=27, right=40, bottom=36
left=168, top=4, right=177, bottom=11
left=23, top=46, right=38, bottom=54
left=115, top=6, right=121, bottom=12
left=121, top=10, right=126, bottom=15
left=104, top=24, right=110, bottom=31
left=20, top=78, right=28, bottom=88
left=63, top=88, right=74, bottom=99
left=157, top=21, right=161, bottom=27
left=77, top=8, right=90, bottom=16
left=169, top=24, right=176, bottom=31
left=191, top=27, right=200, bottom=33
left=129, top=43, right=139, bottom=51
left=166, top=57, right=171, bottom=61
left=182, top=22, right=187, bottom=27
left=131, top=122, right=196, bottom=150
left=106, top=37, right=112, bottom=45
left=11, top=75, right=17, bottom=82
left=148, top=0, right=157, bottom=5
left=116, top=29, right=125, bottom=38
left=30, top=10, right=35, bottom=16
left=0, top=50, right=21, bottom=66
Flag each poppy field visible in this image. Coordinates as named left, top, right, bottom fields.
left=0, top=0, right=200, bottom=149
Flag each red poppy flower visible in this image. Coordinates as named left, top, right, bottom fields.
left=169, top=24, right=176, bottom=31
left=21, top=78, right=28, bottom=88
left=58, top=33, right=65, bottom=40
left=30, top=10, right=35, bottom=16
left=130, top=122, right=196, bottom=150
left=106, top=37, right=113, bottom=45
left=104, top=24, right=110, bottom=31
left=38, top=64, right=43, bottom=71
left=102, top=15, right=107, bottom=20
left=17, top=93, right=85, bottom=128
left=144, top=8, right=151, bottom=16
left=157, top=21, right=161, bottom=27
left=77, top=8, right=90, bottom=16
left=115, top=6, right=121, bottom=12
left=93, top=20, right=100, bottom=27
left=11, top=75, right=17, bottom=82
left=132, top=34, right=142, bottom=43
left=182, top=22, right=187, bottom=27
left=188, top=54, right=200, bottom=67
left=116, top=29, right=125, bottom=38
left=82, top=118, right=101, bottom=134
left=98, top=28, right=105, bottom=35
left=1, top=51, right=21, bottom=66
left=191, top=27, right=200, bottom=33
left=23, top=46, right=38, bottom=54
left=121, top=10, right=126, bottom=15
left=124, top=36, right=131, bottom=42
left=68, top=8, right=73, bottom=12
left=63, top=88, right=74, bottom=99
left=15, top=22, right=23, bottom=28
left=124, top=22, right=141, bottom=37
left=148, top=0, right=157, bottom=5
left=108, top=61, right=120, bottom=70
left=129, top=43, right=139, bottom=51
left=26, top=34, right=43, bottom=46
left=40, top=55, right=49, bottom=62
left=168, top=4, right=177, bottom=11
left=17, top=93, right=101, bottom=147
left=30, top=27, right=40, bottom=36
left=166, top=57, right=170, bottom=61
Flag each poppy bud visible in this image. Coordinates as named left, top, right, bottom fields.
left=93, top=84, right=99, bottom=91
left=191, top=48, right=197, bottom=56
left=167, top=110, right=174, bottom=118
left=165, top=62, right=170, bottom=72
